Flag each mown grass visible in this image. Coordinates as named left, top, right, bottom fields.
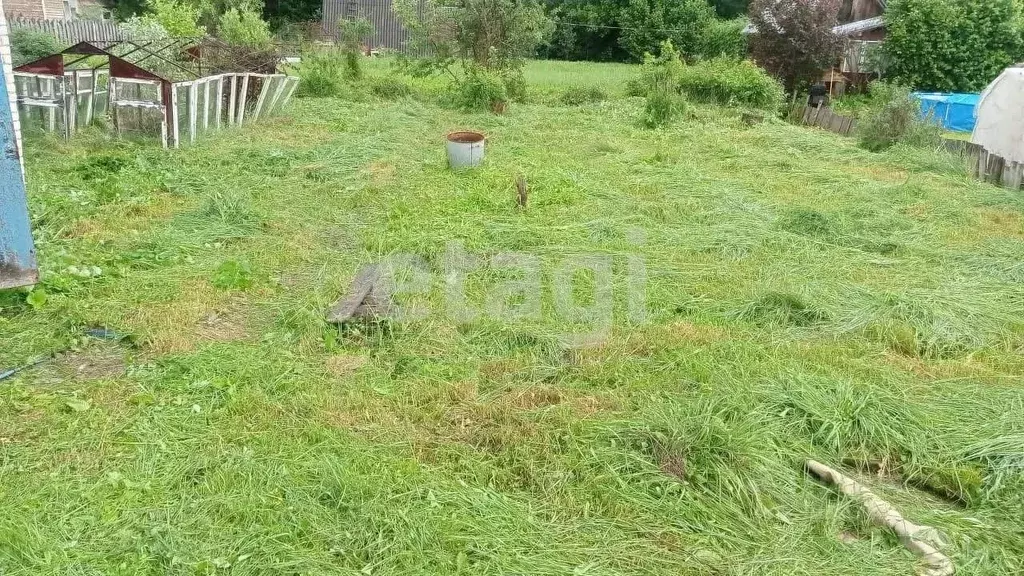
left=1, top=60, right=1024, bottom=575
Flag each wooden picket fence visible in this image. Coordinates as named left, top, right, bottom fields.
left=8, top=16, right=127, bottom=44
left=791, top=103, right=858, bottom=136
left=942, top=140, right=1024, bottom=191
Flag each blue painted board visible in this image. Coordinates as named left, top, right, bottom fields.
left=0, top=59, right=37, bottom=289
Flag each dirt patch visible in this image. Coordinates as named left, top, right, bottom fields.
left=195, top=298, right=249, bottom=343
left=54, top=346, right=126, bottom=381
left=976, top=207, right=1024, bottom=237
left=881, top=351, right=991, bottom=380
left=325, top=353, right=368, bottom=377
left=660, top=321, right=729, bottom=345
left=903, top=203, right=931, bottom=220
left=368, top=161, right=397, bottom=186
left=658, top=450, right=687, bottom=482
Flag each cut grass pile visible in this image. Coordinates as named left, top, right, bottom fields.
left=1, top=60, right=1024, bottom=575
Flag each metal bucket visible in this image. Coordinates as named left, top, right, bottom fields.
left=446, top=131, right=485, bottom=169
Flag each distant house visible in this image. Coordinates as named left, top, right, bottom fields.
left=829, top=0, right=887, bottom=93
left=4, top=0, right=109, bottom=21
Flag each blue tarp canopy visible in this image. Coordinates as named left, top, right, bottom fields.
left=913, top=92, right=980, bottom=133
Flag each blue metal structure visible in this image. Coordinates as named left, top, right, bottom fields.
left=0, top=56, right=37, bottom=289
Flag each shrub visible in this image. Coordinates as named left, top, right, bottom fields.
left=455, top=66, right=508, bottom=112
left=857, top=82, right=942, bottom=152
left=884, top=0, right=1020, bottom=92
left=642, top=89, right=686, bottom=128
left=676, top=58, right=784, bottom=110
left=10, top=28, right=62, bottom=66
left=218, top=8, right=272, bottom=49
left=561, top=85, right=608, bottom=106
left=370, top=75, right=413, bottom=99
left=148, top=0, right=205, bottom=38
left=627, top=40, right=685, bottom=98
left=338, top=17, right=374, bottom=81
left=296, top=52, right=343, bottom=98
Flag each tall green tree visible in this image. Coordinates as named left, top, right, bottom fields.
left=711, top=0, right=749, bottom=18
left=884, top=0, right=1021, bottom=92
left=541, top=0, right=745, bottom=62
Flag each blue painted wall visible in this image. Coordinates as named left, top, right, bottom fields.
left=0, top=57, right=37, bottom=289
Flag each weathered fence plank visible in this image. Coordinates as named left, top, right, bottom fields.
left=8, top=16, right=127, bottom=45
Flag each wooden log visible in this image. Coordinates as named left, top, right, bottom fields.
left=807, top=460, right=954, bottom=576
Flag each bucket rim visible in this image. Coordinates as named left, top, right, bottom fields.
left=446, top=131, right=486, bottom=144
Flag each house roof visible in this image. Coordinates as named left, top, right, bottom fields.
left=743, top=15, right=885, bottom=36
left=833, top=16, right=885, bottom=36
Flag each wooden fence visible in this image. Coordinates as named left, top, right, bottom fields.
left=7, top=16, right=127, bottom=44
left=791, top=103, right=858, bottom=136
left=942, top=140, right=1024, bottom=191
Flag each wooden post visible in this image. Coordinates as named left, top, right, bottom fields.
left=1002, top=161, right=1022, bottom=190
left=228, top=74, right=237, bottom=126
left=171, top=83, right=180, bottom=148
left=85, top=71, right=96, bottom=126
left=236, top=74, right=249, bottom=125
left=215, top=75, right=223, bottom=130
left=48, top=78, right=58, bottom=133
left=158, top=84, right=168, bottom=149
left=70, top=70, right=80, bottom=132
left=202, top=78, right=211, bottom=131
left=188, top=81, right=198, bottom=144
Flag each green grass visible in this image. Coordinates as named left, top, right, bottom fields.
left=2, top=59, right=1024, bottom=575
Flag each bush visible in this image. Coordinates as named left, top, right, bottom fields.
left=638, top=41, right=687, bottom=128
left=10, top=28, right=62, bottom=66
left=626, top=40, right=684, bottom=98
left=148, top=0, right=205, bottom=38
left=642, top=89, right=686, bottom=128
left=676, top=58, right=784, bottom=110
left=561, top=85, right=608, bottom=106
left=295, top=52, right=343, bottom=98
left=884, top=0, right=1020, bottom=92
left=455, top=66, right=508, bottom=112
left=857, top=82, right=942, bottom=152
left=370, top=75, right=413, bottom=99
left=338, top=18, right=374, bottom=81
left=218, top=8, right=272, bottom=49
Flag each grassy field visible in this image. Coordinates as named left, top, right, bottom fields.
left=2, top=59, right=1024, bottom=575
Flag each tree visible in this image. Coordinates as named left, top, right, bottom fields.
left=884, top=0, right=1021, bottom=92
left=619, top=0, right=719, bottom=62
left=397, top=0, right=552, bottom=72
left=712, top=0, right=749, bottom=19
left=218, top=7, right=272, bottom=48
left=748, top=0, right=843, bottom=92
left=541, top=0, right=746, bottom=62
